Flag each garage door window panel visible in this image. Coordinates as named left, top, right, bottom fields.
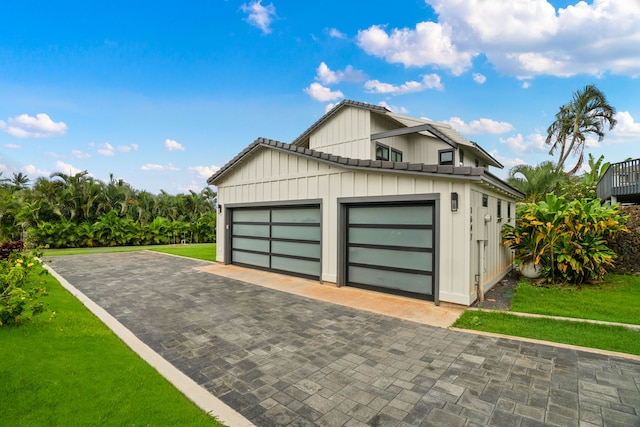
left=233, top=224, right=270, bottom=238
left=348, top=227, right=432, bottom=249
left=272, top=241, right=320, bottom=258
left=232, top=237, right=270, bottom=253
left=349, top=205, right=432, bottom=225
left=232, top=251, right=270, bottom=268
left=271, top=256, right=320, bottom=276
left=272, top=225, right=320, bottom=241
left=348, top=266, right=432, bottom=294
left=348, top=246, right=432, bottom=272
left=272, top=208, right=321, bottom=223
left=233, top=209, right=270, bottom=222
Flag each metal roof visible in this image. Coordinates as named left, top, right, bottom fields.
left=207, top=137, right=524, bottom=199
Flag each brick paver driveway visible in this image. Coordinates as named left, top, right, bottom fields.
left=46, top=251, right=640, bottom=427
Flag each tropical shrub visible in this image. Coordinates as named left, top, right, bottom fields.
left=0, top=242, right=48, bottom=326
left=502, top=194, right=628, bottom=284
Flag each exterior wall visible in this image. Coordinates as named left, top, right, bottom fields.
left=214, top=147, right=508, bottom=305
left=308, top=107, right=372, bottom=158
left=469, top=189, right=516, bottom=302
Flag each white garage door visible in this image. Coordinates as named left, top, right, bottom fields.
left=230, top=205, right=321, bottom=279
left=346, top=202, right=435, bottom=299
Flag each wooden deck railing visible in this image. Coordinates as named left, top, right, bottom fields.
left=597, top=158, right=640, bottom=203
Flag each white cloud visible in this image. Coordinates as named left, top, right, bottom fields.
left=5, top=143, right=20, bottom=149
left=117, top=144, right=138, bottom=153
left=489, top=150, right=527, bottom=173
left=141, top=163, right=164, bottom=171
left=189, top=165, right=220, bottom=179
left=72, top=149, right=91, bottom=159
left=327, top=28, right=346, bottom=39
left=98, top=143, right=115, bottom=156
left=378, top=101, right=408, bottom=114
left=522, top=81, right=532, bottom=89
left=164, top=139, right=185, bottom=151
left=356, top=22, right=474, bottom=75
left=0, top=163, right=6, bottom=172
left=357, top=1, right=640, bottom=78
left=304, top=83, right=344, bottom=102
left=55, top=161, right=84, bottom=176
left=21, top=164, right=49, bottom=177
left=446, top=117, right=514, bottom=135
left=610, top=111, right=640, bottom=142
left=241, top=0, right=276, bottom=34
left=472, top=73, right=486, bottom=84
left=315, top=62, right=365, bottom=85
left=365, top=73, right=443, bottom=95
left=140, top=163, right=180, bottom=172
left=499, top=132, right=547, bottom=155
left=0, top=113, right=67, bottom=138
left=324, top=103, right=337, bottom=113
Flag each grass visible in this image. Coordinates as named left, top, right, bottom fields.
left=453, top=311, right=640, bottom=355
left=43, top=243, right=217, bottom=262
left=1, top=254, right=223, bottom=426
left=510, top=274, right=640, bottom=325
left=453, top=274, right=640, bottom=356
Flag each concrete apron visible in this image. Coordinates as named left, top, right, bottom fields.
left=196, top=263, right=464, bottom=329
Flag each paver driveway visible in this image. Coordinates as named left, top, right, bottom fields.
left=46, top=251, right=640, bottom=427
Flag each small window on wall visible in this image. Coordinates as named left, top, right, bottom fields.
left=497, top=199, right=502, bottom=221
left=459, top=149, right=464, bottom=166
left=482, top=194, right=488, bottom=207
left=375, top=143, right=389, bottom=161
left=507, top=202, right=512, bottom=220
left=439, top=149, right=454, bottom=165
left=391, top=149, right=403, bottom=162
left=475, top=159, right=479, bottom=167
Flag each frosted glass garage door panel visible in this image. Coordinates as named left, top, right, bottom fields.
left=232, top=251, right=270, bottom=268
left=272, top=241, right=320, bottom=259
left=271, top=256, right=320, bottom=276
left=349, top=205, right=433, bottom=225
left=272, top=208, right=320, bottom=223
left=349, top=228, right=432, bottom=248
left=232, top=237, right=269, bottom=253
left=233, top=224, right=270, bottom=238
left=272, top=225, right=320, bottom=241
left=233, top=209, right=270, bottom=222
left=348, top=266, right=432, bottom=294
left=349, top=247, right=432, bottom=272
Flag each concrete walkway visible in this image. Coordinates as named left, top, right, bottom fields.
left=45, top=251, right=640, bottom=427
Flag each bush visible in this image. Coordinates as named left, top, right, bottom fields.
left=502, top=194, right=628, bottom=284
left=0, top=242, right=49, bottom=326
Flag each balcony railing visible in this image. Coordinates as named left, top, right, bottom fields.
left=597, top=158, right=640, bottom=204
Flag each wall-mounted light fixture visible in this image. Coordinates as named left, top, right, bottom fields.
left=451, top=192, right=458, bottom=212
left=218, top=204, right=222, bottom=214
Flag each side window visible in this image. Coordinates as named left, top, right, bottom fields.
left=482, top=194, right=488, bottom=207
left=459, top=149, right=464, bottom=166
left=475, top=159, right=479, bottom=167
left=497, top=199, right=502, bottom=221
left=375, top=143, right=389, bottom=161
left=439, top=149, right=454, bottom=165
left=391, top=149, right=403, bottom=162
left=507, top=202, right=512, bottom=220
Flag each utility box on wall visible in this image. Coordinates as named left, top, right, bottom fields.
left=472, top=206, right=490, bottom=241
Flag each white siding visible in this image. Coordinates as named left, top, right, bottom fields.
left=308, top=107, right=371, bottom=158
left=215, top=147, right=503, bottom=305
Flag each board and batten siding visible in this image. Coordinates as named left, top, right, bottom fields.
left=216, top=147, right=479, bottom=304
left=469, top=189, right=516, bottom=298
left=308, top=107, right=372, bottom=159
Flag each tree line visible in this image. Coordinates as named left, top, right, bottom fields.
left=0, top=171, right=217, bottom=248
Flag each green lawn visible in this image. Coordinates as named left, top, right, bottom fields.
left=453, top=311, right=640, bottom=355
left=1, top=255, right=223, bottom=426
left=510, top=274, right=640, bottom=325
left=43, top=243, right=217, bottom=262
left=453, top=274, right=640, bottom=356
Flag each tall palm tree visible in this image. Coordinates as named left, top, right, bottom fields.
left=508, top=161, right=566, bottom=203
left=546, top=84, right=617, bottom=175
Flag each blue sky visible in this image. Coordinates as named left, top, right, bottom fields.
left=1, top=0, right=639, bottom=194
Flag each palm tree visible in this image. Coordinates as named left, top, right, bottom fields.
left=508, top=161, right=566, bottom=203
left=546, top=84, right=617, bottom=175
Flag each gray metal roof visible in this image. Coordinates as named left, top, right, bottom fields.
left=207, top=137, right=524, bottom=199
